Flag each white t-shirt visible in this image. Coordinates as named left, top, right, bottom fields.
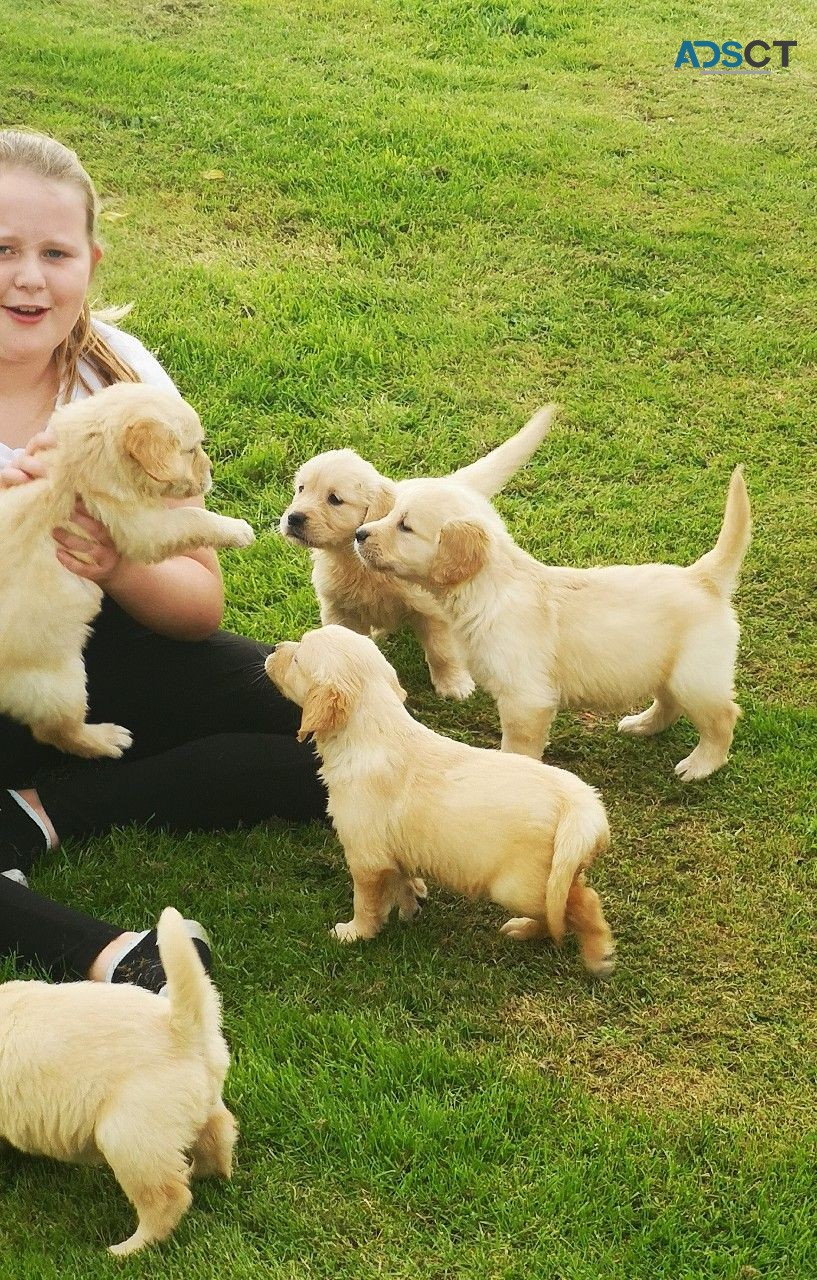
left=0, top=319, right=179, bottom=469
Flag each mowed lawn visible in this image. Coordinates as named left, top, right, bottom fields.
left=1, top=1, right=815, bottom=1276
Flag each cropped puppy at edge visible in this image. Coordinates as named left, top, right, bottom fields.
left=266, top=625, right=615, bottom=977
left=279, top=405, right=556, bottom=700
left=355, top=467, right=751, bottom=781
left=0, top=908, right=236, bottom=1255
left=0, top=381, right=254, bottom=758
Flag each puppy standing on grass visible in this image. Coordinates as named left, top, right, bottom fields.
left=279, top=405, right=556, bottom=700
left=355, top=467, right=751, bottom=781
left=0, top=907, right=236, bottom=1256
left=266, top=625, right=615, bottom=976
left=0, top=381, right=254, bottom=759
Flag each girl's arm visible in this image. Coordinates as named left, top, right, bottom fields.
left=55, top=496, right=226, bottom=641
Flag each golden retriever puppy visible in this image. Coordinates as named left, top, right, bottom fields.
left=265, top=625, right=615, bottom=976
left=0, top=382, right=254, bottom=758
left=355, top=468, right=751, bottom=781
left=279, top=406, right=556, bottom=700
left=0, top=907, right=236, bottom=1256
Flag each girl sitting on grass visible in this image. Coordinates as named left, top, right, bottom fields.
left=0, top=128, right=326, bottom=992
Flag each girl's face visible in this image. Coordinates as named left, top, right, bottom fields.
left=0, top=168, right=101, bottom=371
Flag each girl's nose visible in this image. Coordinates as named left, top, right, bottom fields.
left=14, top=253, right=47, bottom=291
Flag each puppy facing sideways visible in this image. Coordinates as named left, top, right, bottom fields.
left=279, top=405, right=556, bottom=700
left=265, top=625, right=615, bottom=976
left=355, top=468, right=751, bottom=781
left=0, top=908, right=236, bottom=1256
left=0, top=382, right=254, bottom=758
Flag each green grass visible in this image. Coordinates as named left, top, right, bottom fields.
left=1, top=0, right=815, bottom=1275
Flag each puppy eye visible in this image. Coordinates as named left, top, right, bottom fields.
left=297, top=484, right=304, bottom=493
left=327, top=493, right=343, bottom=506
left=397, top=518, right=413, bottom=534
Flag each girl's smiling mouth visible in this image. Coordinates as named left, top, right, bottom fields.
left=2, top=304, right=50, bottom=323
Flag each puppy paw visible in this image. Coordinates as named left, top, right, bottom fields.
left=331, top=920, right=364, bottom=943
left=108, top=1234, right=144, bottom=1257
left=500, top=917, right=548, bottom=941
left=432, top=670, right=476, bottom=701
left=674, top=751, right=721, bottom=782
left=397, top=877, right=428, bottom=921
left=618, top=711, right=651, bottom=736
left=219, top=517, right=255, bottom=549
left=76, top=722, right=133, bottom=759
left=585, top=949, right=616, bottom=980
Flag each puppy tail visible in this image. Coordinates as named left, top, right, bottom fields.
left=546, top=797, right=609, bottom=945
left=449, top=405, right=557, bottom=497
left=158, top=907, right=223, bottom=1056
left=691, top=466, right=751, bottom=598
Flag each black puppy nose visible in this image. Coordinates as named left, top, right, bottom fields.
left=355, top=527, right=370, bottom=543
left=287, top=511, right=306, bottom=528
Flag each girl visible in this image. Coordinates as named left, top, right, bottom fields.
left=0, top=129, right=326, bottom=992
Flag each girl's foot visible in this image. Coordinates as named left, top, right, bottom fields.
left=92, top=920, right=212, bottom=995
left=0, top=788, right=57, bottom=877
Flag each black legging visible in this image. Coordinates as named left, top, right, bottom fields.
left=0, top=598, right=327, bottom=977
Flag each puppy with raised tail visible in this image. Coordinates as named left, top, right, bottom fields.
left=0, top=382, right=254, bottom=759
left=265, top=624, right=615, bottom=976
left=0, top=907, right=236, bottom=1255
left=278, top=406, right=556, bottom=700
left=355, top=467, right=751, bottom=781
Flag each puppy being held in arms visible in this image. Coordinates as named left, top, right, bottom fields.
left=266, top=625, right=615, bottom=977
left=0, top=908, right=237, bottom=1255
left=355, top=466, right=751, bottom=781
left=0, top=381, right=254, bottom=759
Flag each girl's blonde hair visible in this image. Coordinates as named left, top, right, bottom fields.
left=0, top=128, right=140, bottom=397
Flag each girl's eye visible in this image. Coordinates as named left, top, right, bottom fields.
left=397, top=518, right=413, bottom=534
left=0, top=246, right=13, bottom=255
left=43, top=249, right=68, bottom=260
left=327, top=493, right=343, bottom=506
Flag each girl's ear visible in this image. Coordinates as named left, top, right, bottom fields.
left=90, top=242, right=103, bottom=271
left=430, top=519, right=489, bottom=587
left=297, top=677, right=361, bottom=740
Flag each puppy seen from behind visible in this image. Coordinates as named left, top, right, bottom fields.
left=266, top=625, right=615, bottom=977
left=354, top=466, right=751, bottom=781
left=0, top=907, right=237, bottom=1256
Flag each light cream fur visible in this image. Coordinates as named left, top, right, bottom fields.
left=0, top=908, right=236, bottom=1255
left=265, top=625, right=615, bottom=975
left=356, top=467, right=751, bottom=781
left=278, top=406, right=556, bottom=700
left=0, top=382, right=254, bottom=758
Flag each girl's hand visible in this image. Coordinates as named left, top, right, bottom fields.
left=53, top=501, right=122, bottom=585
left=0, top=430, right=56, bottom=486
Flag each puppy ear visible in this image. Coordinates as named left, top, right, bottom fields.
left=388, top=669, right=408, bottom=703
left=430, top=520, right=489, bottom=587
left=297, top=679, right=359, bottom=740
left=363, top=479, right=395, bottom=523
left=123, top=419, right=179, bottom=483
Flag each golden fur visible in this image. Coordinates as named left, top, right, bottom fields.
left=279, top=406, right=556, bottom=700
left=355, top=468, right=751, bottom=781
left=0, top=382, right=254, bottom=757
left=266, top=625, right=615, bottom=975
left=0, top=908, right=236, bottom=1255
